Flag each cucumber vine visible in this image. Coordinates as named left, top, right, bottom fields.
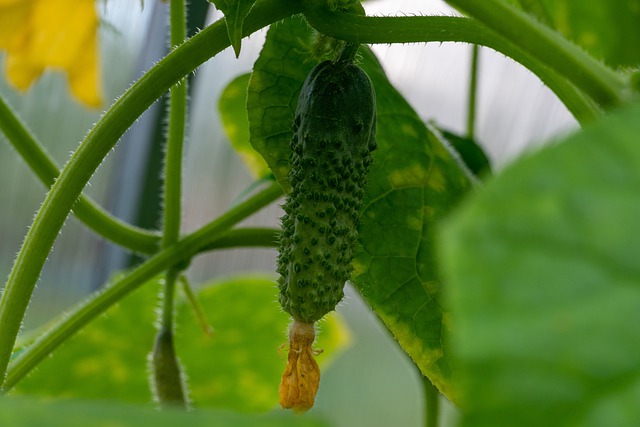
left=0, top=0, right=636, bottom=425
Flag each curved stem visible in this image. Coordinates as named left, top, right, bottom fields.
left=200, top=227, right=279, bottom=251
left=302, top=8, right=601, bottom=124
left=0, top=93, right=160, bottom=254
left=3, top=182, right=283, bottom=392
left=445, top=0, right=627, bottom=108
left=0, top=0, right=300, bottom=387
left=515, top=0, right=553, bottom=27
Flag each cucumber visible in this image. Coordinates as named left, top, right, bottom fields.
left=277, top=59, right=377, bottom=324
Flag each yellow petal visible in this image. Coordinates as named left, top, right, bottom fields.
left=5, top=52, right=43, bottom=91
left=67, top=27, right=103, bottom=108
left=0, top=2, right=30, bottom=51
left=279, top=321, right=321, bottom=413
left=29, top=0, right=98, bottom=68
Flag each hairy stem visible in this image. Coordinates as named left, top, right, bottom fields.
left=0, top=0, right=300, bottom=387
left=152, top=0, right=189, bottom=408
left=515, top=0, right=553, bottom=27
left=302, top=7, right=601, bottom=124
left=0, top=92, right=160, bottom=254
left=3, top=182, right=283, bottom=392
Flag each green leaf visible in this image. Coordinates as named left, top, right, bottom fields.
left=435, top=126, right=492, bottom=178
left=247, top=17, right=316, bottom=192
left=219, top=73, right=271, bottom=178
left=440, top=101, right=640, bottom=426
left=210, top=0, right=257, bottom=56
left=13, top=275, right=350, bottom=412
left=175, top=275, right=350, bottom=412
left=0, top=396, right=328, bottom=427
left=351, top=49, right=473, bottom=403
left=247, top=17, right=473, bottom=402
left=539, top=0, right=640, bottom=68
left=13, top=275, right=160, bottom=402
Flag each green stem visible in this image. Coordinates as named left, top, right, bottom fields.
left=153, top=0, right=189, bottom=406
left=0, top=92, right=160, bottom=254
left=466, top=45, right=479, bottom=139
left=337, top=41, right=360, bottom=64
left=2, top=182, right=283, bottom=392
left=201, top=227, right=279, bottom=251
left=163, top=0, right=188, bottom=251
left=423, top=376, right=440, bottom=427
left=444, top=0, right=627, bottom=108
left=302, top=8, right=601, bottom=124
left=179, top=276, right=214, bottom=336
left=0, top=0, right=299, bottom=387
left=515, top=0, right=553, bottom=27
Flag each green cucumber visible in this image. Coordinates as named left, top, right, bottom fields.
left=277, top=58, right=377, bottom=324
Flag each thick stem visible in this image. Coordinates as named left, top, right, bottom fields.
left=200, top=227, right=279, bottom=251
left=3, top=182, right=283, bottom=392
left=0, top=0, right=299, bottom=388
left=445, top=0, right=627, bottom=108
left=153, top=0, right=189, bottom=407
left=515, top=0, right=553, bottom=27
left=0, top=92, right=160, bottom=254
left=162, top=0, right=188, bottom=251
left=302, top=8, right=602, bottom=124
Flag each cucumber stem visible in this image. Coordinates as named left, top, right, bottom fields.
left=337, top=41, right=360, bottom=63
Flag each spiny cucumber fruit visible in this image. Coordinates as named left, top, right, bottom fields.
left=277, top=57, right=376, bottom=412
left=277, top=59, right=377, bottom=324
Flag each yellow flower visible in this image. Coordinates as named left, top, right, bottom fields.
left=0, top=0, right=103, bottom=108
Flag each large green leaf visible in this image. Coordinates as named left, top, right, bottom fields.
left=351, top=50, right=472, bottom=402
left=0, top=396, right=328, bottom=427
left=175, top=275, right=350, bottom=412
left=527, top=0, right=640, bottom=68
left=13, top=275, right=159, bottom=402
left=247, top=17, right=473, bottom=401
left=210, top=0, right=257, bottom=56
left=13, top=275, right=349, bottom=412
left=247, top=16, right=316, bottom=192
left=440, top=101, right=640, bottom=426
left=219, top=73, right=271, bottom=178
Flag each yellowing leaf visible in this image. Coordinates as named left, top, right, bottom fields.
left=13, top=274, right=350, bottom=413
left=219, top=73, right=271, bottom=178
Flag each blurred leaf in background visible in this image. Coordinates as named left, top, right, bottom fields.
left=13, top=274, right=350, bottom=412
left=0, top=396, right=329, bottom=427
left=441, top=101, right=640, bottom=426
left=515, top=0, right=640, bottom=68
